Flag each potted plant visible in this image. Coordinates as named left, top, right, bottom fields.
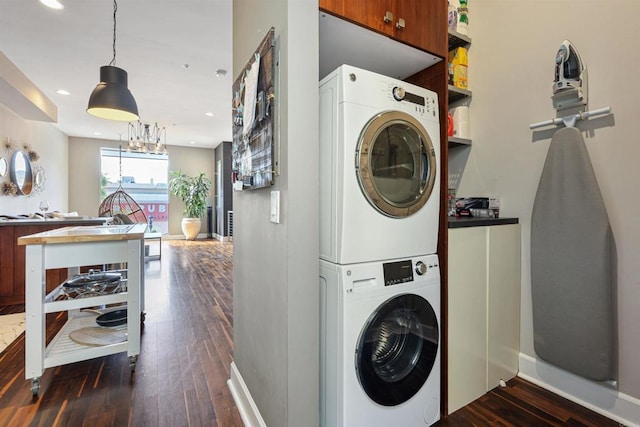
left=168, top=170, right=212, bottom=240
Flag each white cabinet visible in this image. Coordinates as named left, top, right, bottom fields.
left=487, top=225, right=522, bottom=388
left=447, top=223, right=521, bottom=414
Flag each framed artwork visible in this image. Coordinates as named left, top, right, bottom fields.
left=232, top=28, right=277, bottom=190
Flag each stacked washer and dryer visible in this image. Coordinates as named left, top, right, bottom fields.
left=319, top=65, right=442, bottom=426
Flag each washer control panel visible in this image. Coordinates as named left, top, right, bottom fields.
left=415, top=261, right=427, bottom=276
left=383, top=259, right=414, bottom=286
left=383, top=256, right=440, bottom=286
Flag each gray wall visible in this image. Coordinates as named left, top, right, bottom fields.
left=68, top=136, right=214, bottom=236
left=232, top=0, right=319, bottom=426
left=452, top=0, right=640, bottom=399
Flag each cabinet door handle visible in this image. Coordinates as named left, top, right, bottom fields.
left=383, top=11, right=393, bottom=23
left=396, top=17, right=406, bottom=29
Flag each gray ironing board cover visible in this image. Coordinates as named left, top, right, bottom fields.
left=531, top=127, right=614, bottom=381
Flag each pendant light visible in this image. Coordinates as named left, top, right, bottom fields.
left=87, top=0, right=139, bottom=121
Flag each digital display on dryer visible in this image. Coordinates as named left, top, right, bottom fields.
left=382, top=260, right=414, bottom=286
left=404, top=92, right=425, bottom=106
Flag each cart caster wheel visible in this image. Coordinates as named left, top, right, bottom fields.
left=31, top=378, right=40, bottom=397
left=129, top=355, right=138, bottom=373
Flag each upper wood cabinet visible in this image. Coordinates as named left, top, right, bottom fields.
left=320, top=0, right=447, bottom=57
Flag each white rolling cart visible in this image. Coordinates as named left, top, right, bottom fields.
left=18, top=224, right=146, bottom=397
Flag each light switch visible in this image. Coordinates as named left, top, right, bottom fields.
left=270, top=191, right=280, bottom=223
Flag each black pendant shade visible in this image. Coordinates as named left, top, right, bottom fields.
left=87, top=65, right=139, bottom=121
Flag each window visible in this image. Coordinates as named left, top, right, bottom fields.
left=100, top=149, right=169, bottom=234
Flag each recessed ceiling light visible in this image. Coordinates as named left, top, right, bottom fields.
left=189, top=141, right=196, bottom=145
left=56, top=89, right=70, bottom=95
left=215, top=69, right=227, bottom=78
left=205, top=112, right=214, bottom=117
left=39, top=0, right=64, bottom=9
left=93, top=132, right=102, bottom=136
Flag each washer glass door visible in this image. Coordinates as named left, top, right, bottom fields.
left=355, top=293, right=439, bottom=406
left=356, top=111, right=437, bottom=218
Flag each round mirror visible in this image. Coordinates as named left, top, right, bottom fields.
left=0, top=157, right=7, bottom=177
left=9, top=151, right=33, bottom=195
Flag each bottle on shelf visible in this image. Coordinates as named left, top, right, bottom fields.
left=457, top=0, right=469, bottom=35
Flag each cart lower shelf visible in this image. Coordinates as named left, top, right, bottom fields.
left=28, top=312, right=139, bottom=396
left=46, top=313, right=131, bottom=367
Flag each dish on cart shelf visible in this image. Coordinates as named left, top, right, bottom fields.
left=69, top=326, right=127, bottom=347
left=61, top=270, right=123, bottom=299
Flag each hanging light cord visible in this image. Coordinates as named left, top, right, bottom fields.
left=109, top=0, right=118, bottom=66
left=118, top=143, right=123, bottom=185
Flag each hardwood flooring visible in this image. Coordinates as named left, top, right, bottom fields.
left=0, top=240, right=620, bottom=426
left=0, top=240, right=242, bottom=427
left=436, top=377, right=620, bottom=427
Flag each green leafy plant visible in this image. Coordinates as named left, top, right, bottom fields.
left=168, top=170, right=212, bottom=218
left=100, top=174, right=109, bottom=201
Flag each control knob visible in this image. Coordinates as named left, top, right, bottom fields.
left=392, top=86, right=405, bottom=101
left=415, top=261, right=427, bottom=276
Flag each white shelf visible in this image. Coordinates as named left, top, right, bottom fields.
left=319, top=12, right=442, bottom=81
left=448, top=30, right=471, bottom=50
left=448, top=85, right=472, bottom=104
left=448, top=136, right=472, bottom=146
left=45, top=290, right=128, bottom=314
left=448, top=31, right=472, bottom=148
left=44, top=312, right=128, bottom=369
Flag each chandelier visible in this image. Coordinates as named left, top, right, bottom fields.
left=127, top=121, right=168, bottom=154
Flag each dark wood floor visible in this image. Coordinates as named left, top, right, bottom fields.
left=0, top=240, right=619, bottom=426
left=0, top=240, right=242, bottom=427
left=437, top=377, right=620, bottom=426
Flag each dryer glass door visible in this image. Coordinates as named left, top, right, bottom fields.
left=356, top=111, right=437, bottom=218
left=355, top=293, right=439, bottom=406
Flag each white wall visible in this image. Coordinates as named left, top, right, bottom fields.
left=232, top=0, right=319, bottom=426
left=0, top=103, right=68, bottom=216
left=453, top=0, right=640, bottom=401
left=68, top=136, right=214, bottom=235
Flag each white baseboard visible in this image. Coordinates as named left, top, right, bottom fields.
left=518, top=353, right=640, bottom=427
left=213, top=233, right=232, bottom=242
left=228, top=361, right=267, bottom=427
left=163, top=233, right=210, bottom=240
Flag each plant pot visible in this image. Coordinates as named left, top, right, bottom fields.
left=181, top=218, right=201, bottom=240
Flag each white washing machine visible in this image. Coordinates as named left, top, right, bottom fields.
left=319, top=64, right=441, bottom=265
left=320, top=254, right=441, bottom=427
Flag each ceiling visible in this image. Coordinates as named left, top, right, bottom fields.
left=0, top=0, right=233, bottom=150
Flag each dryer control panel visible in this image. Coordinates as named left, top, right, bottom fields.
left=387, top=83, right=438, bottom=119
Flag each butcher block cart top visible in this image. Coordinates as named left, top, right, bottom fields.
left=18, top=224, right=146, bottom=396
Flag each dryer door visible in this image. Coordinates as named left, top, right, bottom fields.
left=355, top=293, right=439, bottom=406
left=356, top=111, right=437, bottom=218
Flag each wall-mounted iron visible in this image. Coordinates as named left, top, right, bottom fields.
left=552, top=40, right=588, bottom=111
left=530, top=39, right=611, bottom=130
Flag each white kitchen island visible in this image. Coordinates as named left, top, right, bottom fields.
left=18, top=223, right=146, bottom=396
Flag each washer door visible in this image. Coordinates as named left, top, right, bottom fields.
left=355, top=293, right=439, bottom=406
left=356, top=111, right=437, bottom=218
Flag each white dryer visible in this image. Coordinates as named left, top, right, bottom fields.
left=320, top=254, right=441, bottom=427
left=319, top=65, right=441, bottom=265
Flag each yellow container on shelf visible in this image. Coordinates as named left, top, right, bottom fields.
left=448, top=47, right=468, bottom=89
